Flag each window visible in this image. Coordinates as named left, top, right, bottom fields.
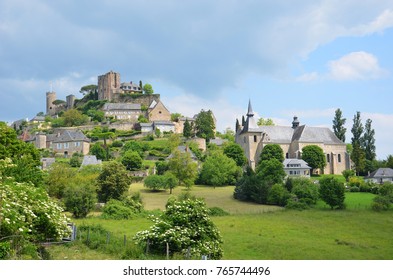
left=338, top=154, right=341, bottom=163
left=64, top=143, right=69, bottom=149
left=75, top=142, right=81, bottom=147
left=286, top=153, right=289, bottom=159
left=254, top=135, right=257, bottom=142
left=326, top=154, right=330, bottom=163
left=56, top=143, right=62, bottom=149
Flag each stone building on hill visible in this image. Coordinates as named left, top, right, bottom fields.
left=235, top=100, right=350, bottom=175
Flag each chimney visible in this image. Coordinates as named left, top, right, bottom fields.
left=292, top=116, right=300, bottom=129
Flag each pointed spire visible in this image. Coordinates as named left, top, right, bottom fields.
left=247, top=99, right=254, bottom=117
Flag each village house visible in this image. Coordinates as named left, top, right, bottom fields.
left=283, top=158, right=311, bottom=178
left=235, top=100, right=350, bottom=175
left=365, top=168, right=393, bottom=184
left=103, top=103, right=142, bottom=121
left=28, top=130, right=90, bottom=157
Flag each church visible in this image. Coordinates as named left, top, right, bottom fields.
left=235, top=101, right=350, bottom=175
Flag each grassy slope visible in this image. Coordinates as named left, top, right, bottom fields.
left=49, top=184, right=393, bottom=260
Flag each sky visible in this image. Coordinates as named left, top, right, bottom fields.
left=1, top=0, right=393, bottom=160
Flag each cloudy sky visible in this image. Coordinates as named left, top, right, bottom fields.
left=1, top=0, right=393, bottom=159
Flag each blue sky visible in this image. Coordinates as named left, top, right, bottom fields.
left=1, top=0, right=393, bottom=159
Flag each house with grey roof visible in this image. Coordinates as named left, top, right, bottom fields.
left=103, top=103, right=142, bottom=121
left=81, top=155, right=102, bottom=167
left=283, top=158, right=311, bottom=177
left=153, top=121, right=175, bottom=133
left=365, top=168, right=393, bottom=184
left=235, top=100, right=350, bottom=175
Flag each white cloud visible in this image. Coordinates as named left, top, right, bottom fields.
left=297, top=51, right=389, bottom=82
left=328, top=51, right=388, bottom=80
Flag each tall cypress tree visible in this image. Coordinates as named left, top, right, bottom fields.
left=362, top=118, right=376, bottom=161
left=351, top=111, right=363, bottom=146
left=183, top=119, right=192, bottom=138
left=332, top=108, right=346, bottom=142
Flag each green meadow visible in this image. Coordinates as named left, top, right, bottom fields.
left=47, top=184, right=393, bottom=260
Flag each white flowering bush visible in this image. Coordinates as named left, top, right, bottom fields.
left=134, top=198, right=223, bottom=259
left=0, top=180, right=70, bottom=243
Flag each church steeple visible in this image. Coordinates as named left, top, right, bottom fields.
left=247, top=99, right=254, bottom=117
left=242, top=100, right=258, bottom=131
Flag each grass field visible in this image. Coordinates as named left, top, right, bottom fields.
left=47, top=185, right=393, bottom=260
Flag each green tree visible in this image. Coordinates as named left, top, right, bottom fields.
left=163, top=172, right=178, bottom=194
left=301, top=145, right=326, bottom=174
left=80, top=84, right=98, bottom=97
left=351, top=143, right=366, bottom=175
left=64, top=180, right=97, bottom=218
left=342, top=169, right=355, bottom=182
left=183, top=118, right=192, bottom=138
left=90, top=142, right=107, bottom=160
left=332, top=108, right=347, bottom=142
left=259, top=144, right=284, bottom=163
left=121, top=150, right=143, bottom=171
left=97, top=161, right=131, bottom=203
left=168, top=149, right=198, bottom=188
left=199, top=152, right=242, bottom=186
left=134, top=198, right=223, bottom=259
left=351, top=111, right=363, bottom=147
left=319, top=176, right=345, bottom=209
left=45, top=162, right=75, bottom=198
left=0, top=122, right=42, bottom=187
left=223, top=142, right=247, bottom=167
left=194, top=109, right=215, bottom=142
left=143, top=83, right=154, bottom=95
left=62, top=109, right=89, bottom=127
left=386, top=155, right=393, bottom=169
left=256, top=158, right=286, bottom=185
left=171, top=113, right=182, bottom=122
left=290, top=178, right=319, bottom=205
left=362, top=118, right=376, bottom=161
left=144, top=174, right=166, bottom=191
left=257, top=118, right=275, bottom=126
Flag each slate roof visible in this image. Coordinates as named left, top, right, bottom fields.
left=283, top=158, right=311, bottom=169
left=153, top=121, right=175, bottom=126
left=51, top=130, right=89, bottom=143
left=81, top=155, right=102, bottom=166
left=291, top=125, right=343, bottom=144
left=366, top=168, right=393, bottom=179
left=260, top=126, right=294, bottom=144
left=103, top=103, right=141, bottom=111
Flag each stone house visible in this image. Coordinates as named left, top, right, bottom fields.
left=153, top=121, right=176, bottom=133
left=365, top=168, right=393, bottom=184
left=235, top=101, right=350, bottom=175
left=283, top=158, right=311, bottom=178
left=30, top=130, right=90, bottom=157
left=103, top=103, right=142, bottom=121
left=148, top=100, right=171, bottom=122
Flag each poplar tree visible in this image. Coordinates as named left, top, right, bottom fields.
left=351, top=111, right=363, bottom=146
left=332, top=108, right=346, bottom=142
left=362, top=118, right=376, bottom=161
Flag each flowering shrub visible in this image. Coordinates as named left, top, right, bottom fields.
left=134, top=198, right=223, bottom=259
left=0, top=180, right=70, bottom=243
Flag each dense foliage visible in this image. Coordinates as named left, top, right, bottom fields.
left=319, top=176, right=345, bottom=209
left=301, top=145, right=326, bottom=174
left=134, top=198, right=223, bottom=259
left=97, top=161, right=131, bottom=203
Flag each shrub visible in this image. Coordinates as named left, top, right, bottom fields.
left=349, top=187, right=360, bottom=192
left=290, top=178, right=319, bottom=205
left=63, top=182, right=97, bottom=218
left=319, top=176, right=346, bottom=209
left=134, top=198, right=223, bottom=259
left=371, top=196, right=391, bottom=211
left=101, top=199, right=136, bottom=220
left=285, top=195, right=310, bottom=210
left=267, top=183, right=290, bottom=206
left=208, top=207, right=230, bottom=216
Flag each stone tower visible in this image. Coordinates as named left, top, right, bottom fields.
left=46, top=91, right=57, bottom=116
left=66, top=94, right=76, bottom=110
left=98, top=71, right=121, bottom=100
